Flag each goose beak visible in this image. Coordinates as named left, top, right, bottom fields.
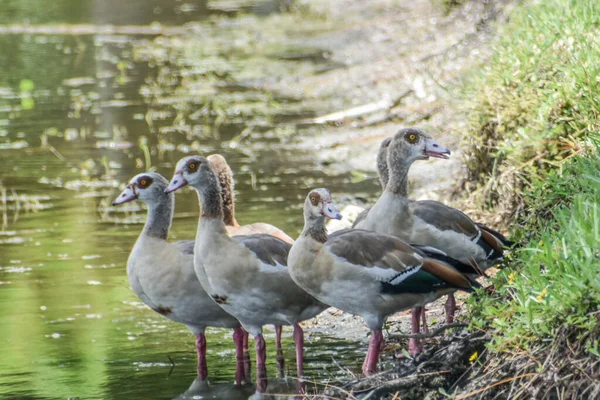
left=112, top=185, right=138, bottom=205
left=322, top=202, right=342, bottom=220
left=423, top=138, right=451, bottom=159
left=165, top=172, right=188, bottom=193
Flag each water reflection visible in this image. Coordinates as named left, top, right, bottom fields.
left=0, top=1, right=380, bottom=399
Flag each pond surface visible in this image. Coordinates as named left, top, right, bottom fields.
left=0, top=1, right=383, bottom=399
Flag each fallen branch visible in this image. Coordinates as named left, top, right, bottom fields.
left=306, top=89, right=413, bottom=124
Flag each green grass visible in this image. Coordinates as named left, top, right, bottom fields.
left=459, top=0, right=600, bottom=394
left=462, top=0, right=600, bottom=221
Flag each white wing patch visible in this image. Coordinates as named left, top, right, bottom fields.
left=367, top=265, right=421, bottom=285
left=413, top=245, right=448, bottom=257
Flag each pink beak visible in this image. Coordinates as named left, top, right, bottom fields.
left=322, top=202, right=342, bottom=220
left=424, top=138, right=451, bottom=159
left=112, top=185, right=138, bottom=205
left=165, top=172, right=188, bottom=193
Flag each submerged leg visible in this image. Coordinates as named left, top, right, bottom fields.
left=408, top=307, right=423, bottom=356
left=445, top=294, right=456, bottom=323
left=275, top=325, right=284, bottom=377
left=195, top=333, right=208, bottom=381
left=255, top=334, right=268, bottom=393
left=362, top=329, right=383, bottom=376
left=232, top=327, right=246, bottom=385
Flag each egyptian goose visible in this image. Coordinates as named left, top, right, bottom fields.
left=208, top=153, right=292, bottom=373
left=354, top=128, right=508, bottom=335
left=165, top=156, right=326, bottom=392
left=288, top=188, right=479, bottom=375
left=112, top=172, right=246, bottom=384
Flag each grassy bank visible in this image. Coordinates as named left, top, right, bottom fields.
left=461, top=0, right=600, bottom=397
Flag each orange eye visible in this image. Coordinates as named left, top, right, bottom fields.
left=137, top=176, right=153, bottom=188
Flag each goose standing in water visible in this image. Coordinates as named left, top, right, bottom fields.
left=166, top=156, right=327, bottom=392
left=208, top=154, right=292, bottom=375
left=355, top=128, right=509, bottom=351
left=288, top=188, right=480, bottom=375
left=112, top=172, right=246, bottom=384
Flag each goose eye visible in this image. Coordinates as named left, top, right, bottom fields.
left=188, top=162, right=197, bottom=171
left=409, top=134, right=417, bottom=142
left=310, top=196, right=318, bottom=205
left=137, top=177, right=153, bottom=188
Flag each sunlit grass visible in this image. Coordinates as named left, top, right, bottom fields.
left=459, top=0, right=600, bottom=395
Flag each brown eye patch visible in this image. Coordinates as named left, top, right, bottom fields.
left=137, top=176, right=153, bottom=188
left=309, top=192, right=320, bottom=206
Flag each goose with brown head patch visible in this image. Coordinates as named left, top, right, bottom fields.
left=288, top=188, right=479, bottom=375
left=112, top=172, right=246, bottom=384
left=208, top=154, right=292, bottom=373
left=166, top=156, right=327, bottom=393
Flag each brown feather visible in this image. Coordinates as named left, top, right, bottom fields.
left=420, top=259, right=473, bottom=290
left=480, top=228, right=504, bottom=254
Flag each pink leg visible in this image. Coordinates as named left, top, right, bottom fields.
left=362, top=341, right=372, bottom=372
left=445, top=294, right=456, bottom=323
left=232, top=327, right=246, bottom=385
left=242, top=329, right=251, bottom=382
left=409, top=308, right=423, bottom=356
left=195, top=333, right=208, bottom=381
left=275, top=325, right=284, bottom=376
left=421, top=307, right=429, bottom=334
left=362, top=329, right=383, bottom=376
left=294, top=324, right=306, bottom=393
left=293, top=324, right=304, bottom=378
left=255, top=334, right=268, bottom=393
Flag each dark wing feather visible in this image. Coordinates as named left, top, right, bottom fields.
left=411, top=200, right=479, bottom=239
left=327, top=229, right=475, bottom=294
left=232, top=234, right=291, bottom=266
left=411, top=244, right=487, bottom=277
left=173, top=240, right=195, bottom=255
left=476, top=223, right=519, bottom=248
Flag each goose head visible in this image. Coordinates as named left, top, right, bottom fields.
left=388, top=128, right=451, bottom=168
left=165, top=155, right=215, bottom=193
left=304, top=188, right=342, bottom=221
left=112, top=172, right=170, bottom=206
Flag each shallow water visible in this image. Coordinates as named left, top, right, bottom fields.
left=0, top=1, right=383, bottom=399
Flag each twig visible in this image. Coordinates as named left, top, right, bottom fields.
left=167, top=355, right=175, bottom=376
left=388, top=323, right=467, bottom=340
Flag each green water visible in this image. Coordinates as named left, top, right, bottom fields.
left=0, top=1, right=383, bottom=399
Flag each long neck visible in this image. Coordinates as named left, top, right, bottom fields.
left=301, top=214, right=328, bottom=243
left=218, top=170, right=238, bottom=227
left=142, top=194, right=174, bottom=240
left=386, top=148, right=410, bottom=196
left=194, top=171, right=227, bottom=233
left=377, top=159, right=389, bottom=191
